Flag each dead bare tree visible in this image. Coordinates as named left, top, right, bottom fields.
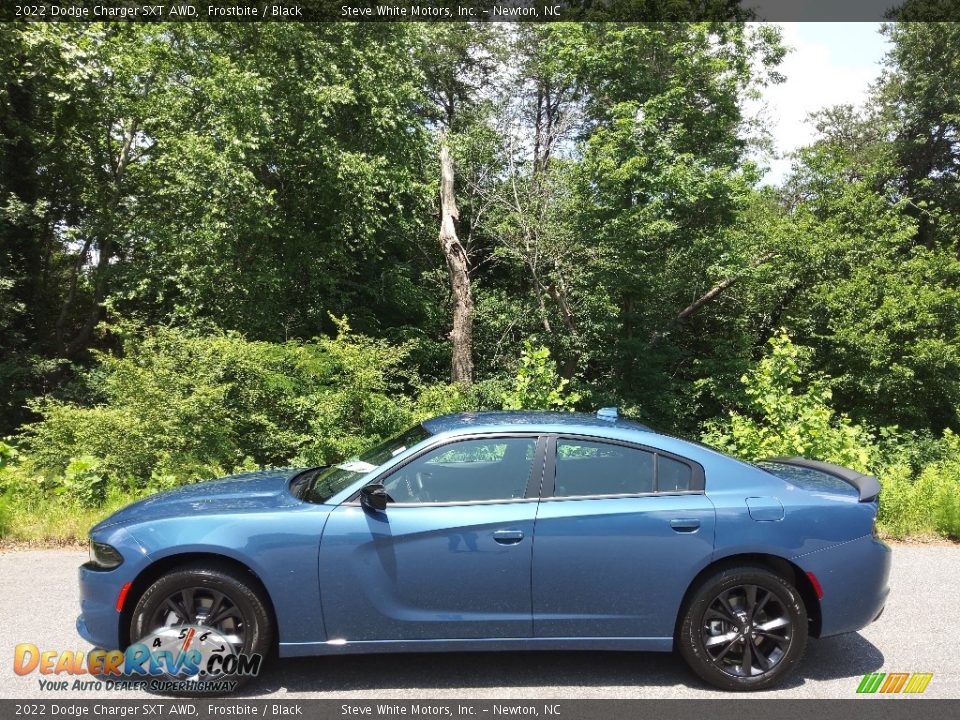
left=438, top=135, right=474, bottom=384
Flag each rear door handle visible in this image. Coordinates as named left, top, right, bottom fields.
left=493, top=529, right=524, bottom=545
left=670, top=518, right=701, bottom=533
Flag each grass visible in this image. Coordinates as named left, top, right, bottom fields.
left=0, top=491, right=141, bottom=546
left=876, top=463, right=960, bottom=540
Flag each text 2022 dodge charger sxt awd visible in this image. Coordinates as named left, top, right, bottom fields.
left=78, top=409, right=890, bottom=691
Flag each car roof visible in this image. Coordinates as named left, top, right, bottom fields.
left=422, top=411, right=654, bottom=437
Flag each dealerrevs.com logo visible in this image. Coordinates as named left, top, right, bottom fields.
left=856, top=672, right=934, bottom=694
left=14, top=624, right=262, bottom=694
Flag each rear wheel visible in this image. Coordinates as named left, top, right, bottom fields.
left=678, top=566, right=807, bottom=691
left=129, top=563, right=273, bottom=693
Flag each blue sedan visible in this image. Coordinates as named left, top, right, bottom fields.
left=78, top=409, right=891, bottom=691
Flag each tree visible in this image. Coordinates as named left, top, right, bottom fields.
left=0, top=24, right=436, bottom=435
left=416, top=25, right=502, bottom=384
left=560, top=23, right=785, bottom=426
left=113, top=24, right=434, bottom=342
left=879, top=22, right=960, bottom=250
left=769, top=23, right=960, bottom=432
left=438, top=138, right=474, bottom=384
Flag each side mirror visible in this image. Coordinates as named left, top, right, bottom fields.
left=360, top=483, right=390, bottom=512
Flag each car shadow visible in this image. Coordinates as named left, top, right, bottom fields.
left=784, top=632, right=886, bottom=687
left=236, top=633, right=884, bottom=696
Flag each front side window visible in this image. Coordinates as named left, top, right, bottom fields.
left=382, top=437, right=537, bottom=504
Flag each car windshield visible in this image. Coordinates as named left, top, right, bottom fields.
left=303, top=424, right=432, bottom=504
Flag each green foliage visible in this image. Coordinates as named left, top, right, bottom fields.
left=878, top=433, right=960, bottom=539
left=703, top=332, right=960, bottom=539
left=702, top=332, right=876, bottom=472
left=785, top=106, right=960, bottom=432
left=3, top=22, right=960, bottom=542
left=412, top=378, right=505, bottom=420
left=0, top=441, right=15, bottom=470
left=0, top=494, right=9, bottom=538
left=59, top=456, right=107, bottom=508
left=502, top=341, right=580, bottom=411
left=0, top=486, right=148, bottom=544
left=17, top=320, right=422, bottom=492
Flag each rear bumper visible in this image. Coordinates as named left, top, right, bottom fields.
left=793, top=534, right=891, bottom=637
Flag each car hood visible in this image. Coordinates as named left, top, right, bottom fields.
left=92, top=467, right=309, bottom=531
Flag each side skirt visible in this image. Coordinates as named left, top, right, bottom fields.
left=278, top=637, right=674, bottom=658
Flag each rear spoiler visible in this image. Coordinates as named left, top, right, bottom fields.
left=765, top=456, right=881, bottom=502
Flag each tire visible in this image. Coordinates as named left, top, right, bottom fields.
left=129, top=562, right=274, bottom=693
left=678, top=565, right=807, bottom=691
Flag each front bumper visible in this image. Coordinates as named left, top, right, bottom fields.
left=77, top=563, right=125, bottom=649
left=76, top=527, right=151, bottom=650
left=794, top=534, right=892, bottom=637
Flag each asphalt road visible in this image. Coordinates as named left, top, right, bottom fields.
left=1, top=544, right=957, bottom=699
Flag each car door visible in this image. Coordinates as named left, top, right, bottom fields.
left=318, top=434, right=544, bottom=642
left=532, top=435, right=716, bottom=640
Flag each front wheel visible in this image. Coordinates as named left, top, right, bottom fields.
left=678, top=566, right=807, bottom=691
left=129, top=563, right=274, bottom=693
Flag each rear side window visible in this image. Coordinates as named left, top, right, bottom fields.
left=554, top=440, right=655, bottom=496
left=552, top=439, right=699, bottom=497
left=658, top=455, right=693, bottom=491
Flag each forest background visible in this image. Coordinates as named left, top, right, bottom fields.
left=2, top=22, right=959, bottom=542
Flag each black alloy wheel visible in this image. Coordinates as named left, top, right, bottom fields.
left=148, top=586, right=247, bottom=650
left=129, top=562, right=274, bottom=693
left=678, top=565, right=808, bottom=691
left=701, top=584, right=793, bottom=677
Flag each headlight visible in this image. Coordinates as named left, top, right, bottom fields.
left=87, top=541, right=123, bottom=570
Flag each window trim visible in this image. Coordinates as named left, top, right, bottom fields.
left=542, top=434, right=705, bottom=500
left=343, top=433, right=547, bottom=507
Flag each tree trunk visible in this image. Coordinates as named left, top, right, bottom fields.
left=674, top=251, right=779, bottom=322
left=648, top=251, right=780, bottom=347
left=58, top=118, right=139, bottom=357
left=439, top=136, right=474, bottom=384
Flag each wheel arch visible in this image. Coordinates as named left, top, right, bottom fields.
left=673, top=552, right=823, bottom=643
left=118, top=551, right=280, bottom=650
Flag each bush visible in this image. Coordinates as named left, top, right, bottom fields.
left=59, top=456, right=107, bottom=508
left=877, top=432, right=960, bottom=539
left=0, top=440, right=15, bottom=470
left=6, top=321, right=959, bottom=542
left=0, top=493, right=10, bottom=538
left=703, top=331, right=960, bottom=540
left=702, top=331, right=877, bottom=471
left=15, top=318, right=425, bottom=493
left=7, top=318, right=514, bottom=511
left=502, top=341, right=580, bottom=411
left=412, top=378, right=506, bottom=420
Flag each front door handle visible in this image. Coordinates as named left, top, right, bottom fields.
left=493, top=529, right=524, bottom=545
left=670, top=518, right=701, bottom=533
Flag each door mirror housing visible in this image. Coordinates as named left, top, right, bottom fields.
left=360, top=483, right=390, bottom=512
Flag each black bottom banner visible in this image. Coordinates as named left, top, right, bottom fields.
left=1, top=699, right=954, bottom=720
